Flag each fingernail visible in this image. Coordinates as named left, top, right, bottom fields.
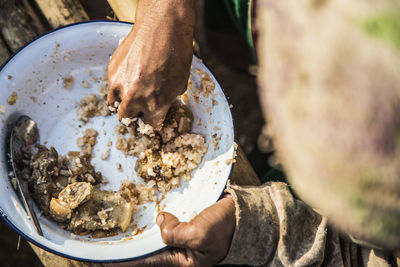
left=156, top=214, right=164, bottom=226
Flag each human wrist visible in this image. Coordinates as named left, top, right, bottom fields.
left=136, top=0, right=195, bottom=27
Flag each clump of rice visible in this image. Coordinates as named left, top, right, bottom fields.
left=77, top=94, right=111, bottom=123
left=115, top=102, right=208, bottom=193
left=76, top=128, right=98, bottom=155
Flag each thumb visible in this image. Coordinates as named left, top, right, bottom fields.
left=156, top=212, right=200, bottom=249
left=117, top=98, right=140, bottom=121
left=142, top=104, right=169, bottom=131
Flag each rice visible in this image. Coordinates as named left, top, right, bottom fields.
left=77, top=94, right=111, bottom=123
left=115, top=103, right=208, bottom=193
left=76, top=128, right=98, bottom=155
left=137, top=118, right=155, bottom=137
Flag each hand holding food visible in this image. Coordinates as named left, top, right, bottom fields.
left=108, top=195, right=236, bottom=267
left=107, top=0, right=195, bottom=129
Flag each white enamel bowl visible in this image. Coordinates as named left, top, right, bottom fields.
left=0, top=21, right=234, bottom=262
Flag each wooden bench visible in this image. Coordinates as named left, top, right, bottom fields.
left=0, top=1, right=260, bottom=265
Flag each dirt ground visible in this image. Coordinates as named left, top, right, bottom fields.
left=0, top=1, right=268, bottom=266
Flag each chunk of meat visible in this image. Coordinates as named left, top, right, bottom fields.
left=50, top=182, right=93, bottom=222
left=49, top=198, right=71, bottom=222
left=69, top=189, right=134, bottom=234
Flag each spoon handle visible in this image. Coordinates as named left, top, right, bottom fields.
left=16, top=179, right=44, bottom=236
left=9, top=115, right=43, bottom=237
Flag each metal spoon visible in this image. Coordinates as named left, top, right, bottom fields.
left=9, top=115, right=43, bottom=236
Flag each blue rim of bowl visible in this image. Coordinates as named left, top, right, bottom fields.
left=0, top=19, right=237, bottom=263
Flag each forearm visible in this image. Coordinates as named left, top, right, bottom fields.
left=126, top=0, right=195, bottom=99
left=135, top=0, right=195, bottom=60
left=134, top=0, right=195, bottom=75
left=135, top=0, right=195, bottom=32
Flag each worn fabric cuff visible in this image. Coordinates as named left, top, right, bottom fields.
left=218, top=182, right=280, bottom=266
left=219, top=181, right=328, bottom=266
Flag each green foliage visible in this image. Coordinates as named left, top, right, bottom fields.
left=361, top=10, right=400, bottom=52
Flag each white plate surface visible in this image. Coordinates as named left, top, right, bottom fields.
left=0, top=21, right=234, bottom=262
